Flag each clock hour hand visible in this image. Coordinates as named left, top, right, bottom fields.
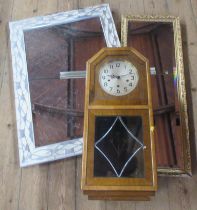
left=107, top=74, right=118, bottom=79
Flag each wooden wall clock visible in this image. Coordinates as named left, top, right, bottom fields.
left=81, top=47, right=157, bottom=201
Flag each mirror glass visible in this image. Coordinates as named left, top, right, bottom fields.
left=127, top=21, right=182, bottom=169
left=24, top=17, right=106, bottom=147
left=94, top=116, right=144, bottom=178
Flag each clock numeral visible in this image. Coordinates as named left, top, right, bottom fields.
left=102, top=76, right=106, bottom=80
left=104, top=69, right=108, bottom=73
left=117, top=89, right=120, bottom=94
left=116, top=63, right=120, bottom=67
left=104, top=82, right=108, bottom=87
left=131, top=75, right=134, bottom=80
left=109, top=65, right=113, bottom=69
left=129, top=69, right=133, bottom=74
left=129, top=83, right=132, bottom=87
left=110, top=87, right=113, bottom=91
left=124, top=87, right=127, bottom=92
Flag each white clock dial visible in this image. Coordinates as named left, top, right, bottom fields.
left=99, top=59, right=139, bottom=96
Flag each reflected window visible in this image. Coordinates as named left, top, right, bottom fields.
left=24, top=18, right=106, bottom=147
left=127, top=21, right=180, bottom=168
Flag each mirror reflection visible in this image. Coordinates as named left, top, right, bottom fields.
left=127, top=21, right=182, bottom=169
left=24, top=17, right=106, bottom=147
left=94, top=116, right=144, bottom=178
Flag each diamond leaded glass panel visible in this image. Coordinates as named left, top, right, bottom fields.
left=94, top=116, right=145, bottom=178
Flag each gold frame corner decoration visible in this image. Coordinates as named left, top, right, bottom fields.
left=121, top=15, right=191, bottom=176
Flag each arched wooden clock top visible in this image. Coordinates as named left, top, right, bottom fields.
left=86, top=47, right=150, bottom=106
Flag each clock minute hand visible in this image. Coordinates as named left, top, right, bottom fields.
left=107, top=73, right=132, bottom=79
left=119, top=72, right=132, bottom=77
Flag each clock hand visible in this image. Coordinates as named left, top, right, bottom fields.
left=106, top=73, right=133, bottom=79
left=119, top=72, right=133, bottom=77
left=107, top=74, right=119, bottom=79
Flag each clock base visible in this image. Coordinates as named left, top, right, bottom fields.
left=83, top=190, right=155, bottom=201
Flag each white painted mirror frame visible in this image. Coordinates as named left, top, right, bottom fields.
left=9, top=4, right=121, bottom=167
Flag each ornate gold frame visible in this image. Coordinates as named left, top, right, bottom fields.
left=121, top=15, right=191, bottom=176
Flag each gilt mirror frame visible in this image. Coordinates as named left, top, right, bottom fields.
left=121, top=15, right=191, bottom=176
left=9, top=4, right=120, bottom=167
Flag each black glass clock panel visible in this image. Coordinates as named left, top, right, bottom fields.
left=94, top=116, right=145, bottom=178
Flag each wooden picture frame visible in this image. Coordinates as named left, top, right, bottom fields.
left=9, top=4, right=120, bottom=167
left=121, top=15, right=191, bottom=176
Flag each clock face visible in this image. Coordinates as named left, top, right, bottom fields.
left=99, top=59, right=139, bottom=96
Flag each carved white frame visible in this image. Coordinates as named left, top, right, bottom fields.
left=9, top=4, right=121, bottom=167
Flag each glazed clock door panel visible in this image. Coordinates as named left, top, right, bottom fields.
left=25, top=17, right=106, bottom=146
left=85, top=109, right=154, bottom=187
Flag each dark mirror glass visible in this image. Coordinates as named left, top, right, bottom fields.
left=127, top=21, right=182, bottom=169
left=24, top=17, right=106, bottom=147
left=94, top=116, right=144, bottom=178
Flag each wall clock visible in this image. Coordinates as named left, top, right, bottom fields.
left=81, top=47, right=157, bottom=201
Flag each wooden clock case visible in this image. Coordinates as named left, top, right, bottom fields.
left=81, top=47, right=157, bottom=201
